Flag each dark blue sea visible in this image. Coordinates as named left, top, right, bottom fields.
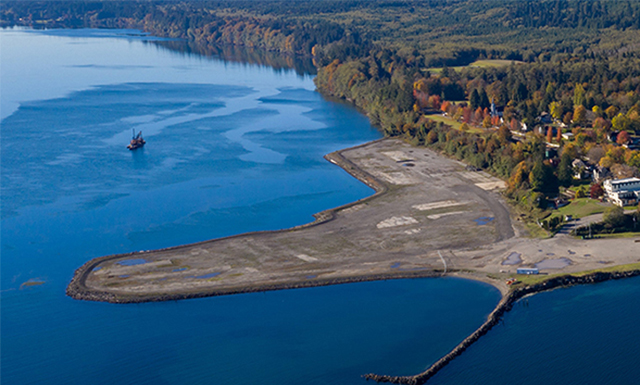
left=1, top=28, right=638, bottom=385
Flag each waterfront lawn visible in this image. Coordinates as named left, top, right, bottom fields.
left=552, top=198, right=609, bottom=219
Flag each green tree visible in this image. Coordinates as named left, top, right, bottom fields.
left=573, top=83, right=585, bottom=107
left=557, top=152, right=573, bottom=187
left=612, top=113, right=630, bottom=132
left=469, top=89, right=480, bottom=110
left=479, top=88, right=490, bottom=109
left=603, top=206, right=625, bottom=229
left=529, top=160, right=558, bottom=195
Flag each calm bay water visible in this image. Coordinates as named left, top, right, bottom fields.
left=1, top=28, right=638, bottom=385
left=1, top=28, right=501, bottom=384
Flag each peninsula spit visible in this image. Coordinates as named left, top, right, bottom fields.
left=67, top=138, right=639, bottom=303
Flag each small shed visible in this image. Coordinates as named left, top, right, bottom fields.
left=517, top=267, right=539, bottom=275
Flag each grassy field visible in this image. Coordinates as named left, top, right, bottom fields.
left=428, top=59, right=525, bottom=73
left=551, top=198, right=609, bottom=219
left=424, top=114, right=484, bottom=134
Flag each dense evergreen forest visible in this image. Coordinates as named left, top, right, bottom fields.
left=3, top=0, right=640, bottom=217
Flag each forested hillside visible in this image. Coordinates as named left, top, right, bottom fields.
left=3, top=0, right=640, bottom=218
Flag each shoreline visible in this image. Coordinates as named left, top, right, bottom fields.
left=66, top=139, right=392, bottom=303
left=68, top=138, right=522, bottom=304
left=65, top=136, right=640, bottom=383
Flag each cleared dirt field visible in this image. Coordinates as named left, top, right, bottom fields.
left=67, top=139, right=640, bottom=303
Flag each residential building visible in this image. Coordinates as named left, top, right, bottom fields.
left=603, top=177, right=640, bottom=206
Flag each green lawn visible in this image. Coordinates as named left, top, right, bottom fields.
left=428, top=59, right=524, bottom=73
left=471, top=59, right=524, bottom=68
left=551, top=198, right=609, bottom=219
left=424, top=114, right=484, bottom=134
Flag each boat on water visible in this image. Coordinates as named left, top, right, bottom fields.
left=127, top=129, right=145, bottom=150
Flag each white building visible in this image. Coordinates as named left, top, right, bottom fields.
left=603, top=177, right=640, bottom=206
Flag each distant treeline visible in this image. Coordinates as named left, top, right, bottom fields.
left=4, top=1, right=640, bottom=65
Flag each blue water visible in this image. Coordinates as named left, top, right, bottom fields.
left=1, top=28, right=502, bottom=385
left=3, top=28, right=638, bottom=385
left=430, top=276, right=640, bottom=384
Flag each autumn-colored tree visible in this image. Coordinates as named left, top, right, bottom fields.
left=498, top=125, right=512, bottom=143
left=428, top=94, right=441, bottom=110
left=592, top=105, right=603, bottom=117
left=563, top=111, right=574, bottom=125
left=462, top=106, right=472, bottom=123
left=590, top=183, right=604, bottom=199
left=599, top=156, right=614, bottom=168
left=440, top=100, right=451, bottom=114
left=453, top=105, right=464, bottom=121
left=549, top=101, right=563, bottom=120
left=413, top=78, right=428, bottom=93
left=556, top=127, right=562, bottom=142
left=508, top=161, right=529, bottom=191
left=617, top=130, right=631, bottom=145
left=573, top=105, right=586, bottom=124
left=426, top=130, right=438, bottom=144
left=482, top=115, right=492, bottom=128
left=605, top=105, right=619, bottom=120
left=474, top=107, right=483, bottom=124
left=510, top=118, right=519, bottom=131
left=413, top=89, right=428, bottom=109
left=611, top=163, right=640, bottom=179
left=607, top=147, right=626, bottom=163
left=460, top=123, right=470, bottom=131
left=563, top=142, right=580, bottom=159
left=546, top=126, right=553, bottom=143
left=612, top=113, right=630, bottom=132
left=593, top=117, right=609, bottom=130
left=485, top=137, right=499, bottom=153
left=627, top=152, right=640, bottom=168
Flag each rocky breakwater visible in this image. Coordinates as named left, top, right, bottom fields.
left=363, top=269, right=640, bottom=384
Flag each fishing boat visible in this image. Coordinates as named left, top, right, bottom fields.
left=127, top=129, right=145, bottom=150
